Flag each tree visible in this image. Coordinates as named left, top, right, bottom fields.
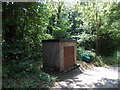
left=76, top=1, right=120, bottom=55
left=67, top=3, right=83, bottom=36
left=47, top=2, right=71, bottom=39
left=2, top=2, right=51, bottom=77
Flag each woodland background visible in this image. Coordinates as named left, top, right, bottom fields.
left=2, top=1, right=120, bottom=88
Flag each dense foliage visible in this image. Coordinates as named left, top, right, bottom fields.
left=2, top=2, right=55, bottom=88
left=73, top=1, right=120, bottom=56
left=2, top=1, right=120, bottom=88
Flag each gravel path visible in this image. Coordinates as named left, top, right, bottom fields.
left=51, top=65, right=120, bottom=88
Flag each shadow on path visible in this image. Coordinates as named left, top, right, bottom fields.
left=50, top=65, right=119, bottom=88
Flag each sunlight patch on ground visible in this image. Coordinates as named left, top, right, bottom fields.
left=51, top=65, right=119, bottom=88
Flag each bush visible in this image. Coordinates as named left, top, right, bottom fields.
left=77, top=47, right=106, bottom=66
left=2, top=60, right=57, bottom=88
left=53, top=26, right=69, bottom=39
left=72, top=32, right=96, bottom=50
left=97, top=33, right=119, bottom=56
left=77, top=47, right=96, bottom=60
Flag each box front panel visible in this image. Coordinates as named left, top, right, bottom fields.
left=64, top=46, right=75, bottom=69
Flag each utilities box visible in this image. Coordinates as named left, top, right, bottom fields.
left=42, top=39, right=77, bottom=72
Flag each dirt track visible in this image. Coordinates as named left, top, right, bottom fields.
left=51, top=65, right=120, bottom=88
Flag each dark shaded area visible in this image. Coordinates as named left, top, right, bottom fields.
left=93, top=78, right=119, bottom=88
left=47, top=67, right=83, bottom=81
left=97, top=34, right=119, bottom=56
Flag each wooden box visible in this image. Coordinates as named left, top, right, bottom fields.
left=42, top=39, right=77, bottom=72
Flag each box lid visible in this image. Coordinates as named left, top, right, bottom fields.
left=42, top=39, right=76, bottom=43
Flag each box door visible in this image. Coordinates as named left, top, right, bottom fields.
left=64, top=46, right=75, bottom=69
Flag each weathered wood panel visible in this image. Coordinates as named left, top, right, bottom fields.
left=42, top=42, right=60, bottom=70
left=60, top=41, right=76, bottom=71
left=64, top=46, right=75, bottom=69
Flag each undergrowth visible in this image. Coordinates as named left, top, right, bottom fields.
left=2, top=60, right=57, bottom=88
left=77, top=47, right=119, bottom=66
